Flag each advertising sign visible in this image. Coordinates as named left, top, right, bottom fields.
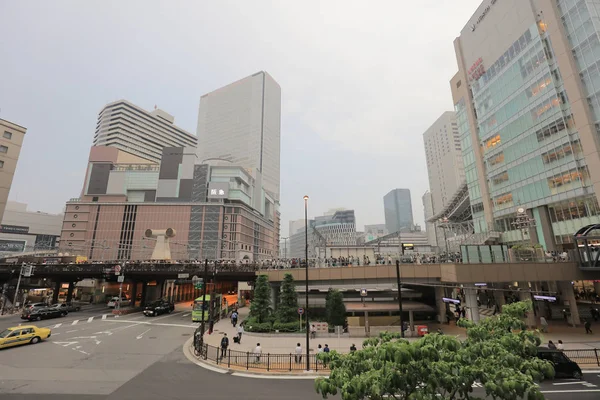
left=207, top=182, right=230, bottom=199
left=0, top=225, right=29, bottom=234
left=0, top=239, right=26, bottom=252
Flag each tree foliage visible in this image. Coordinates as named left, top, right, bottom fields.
left=325, top=289, right=347, bottom=327
left=277, top=273, right=298, bottom=323
left=315, top=300, right=553, bottom=400
left=249, top=274, right=271, bottom=323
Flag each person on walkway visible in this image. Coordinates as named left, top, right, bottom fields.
left=557, top=340, right=564, bottom=350
left=220, top=333, right=229, bottom=358
left=254, top=343, right=262, bottom=363
left=324, top=344, right=330, bottom=353
left=310, top=324, right=317, bottom=339
left=236, top=324, right=244, bottom=344
left=540, top=316, right=549, bottom=333
left=585, top=319, right=593, bottom=334
left=547, top=340, right=557, bottom=350
left=350, top=344, right=357, bottom=352
left=231, top=311, right=238, bottom=327
left=295, top=343, right=302, bottom=364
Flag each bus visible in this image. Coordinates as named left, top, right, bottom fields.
left=192, top=294, right=222, bottom=322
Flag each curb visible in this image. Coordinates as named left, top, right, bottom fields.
left=181, top=337, right=327, bottom=380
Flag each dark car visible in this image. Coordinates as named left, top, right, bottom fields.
left=537, top=348, right=583, bottom=379
left=143, top=300, right=175, bottom=317
left=20, top=302, right=47, bottom=319
left=50, top=302, right=81, bottom=313
left=22, top=307, right=66, bottom=321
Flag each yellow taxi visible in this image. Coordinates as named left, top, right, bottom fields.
left=0, top=325, right=51, bottom=349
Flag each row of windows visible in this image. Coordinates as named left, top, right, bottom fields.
left=491, top=172, right=509, bottom=186
left=3, top=131, right=12, bottom=140
left=541, top=140, right=582, bottom=164
left=549, top=197, right=600, bottom=223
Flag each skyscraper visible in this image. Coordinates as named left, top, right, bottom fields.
left=423, top=111, right=464, bottom=214
left=422, top=191, right=437, bottom=247
left=0, top=118, right=26, bottom=224
left=196, top=71, right=282, bottom=199
left=94, top=100, right=197, bottom=163
left=384, top=189, right=413, bottom=233
left=452, top=0, right=600, bottom=250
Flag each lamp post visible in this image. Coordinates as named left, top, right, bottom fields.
left=395, top=260, right=405, bottom=338
left=303, top=195, right=310, bottom=371
left=282, top=237, right=289, bottom=259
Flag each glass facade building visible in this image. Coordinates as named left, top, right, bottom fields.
left=384, top=189, right=414, bottom=234
left=451, top=0, right=600, bottom=250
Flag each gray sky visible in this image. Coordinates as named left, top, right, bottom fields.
left=0, top=0, right=482, bottom=236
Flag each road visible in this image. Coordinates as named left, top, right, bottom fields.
left=0, top=306, right=599, bottom=399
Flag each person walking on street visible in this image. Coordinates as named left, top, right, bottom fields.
left=585, top=319, right=593, bottom=334
left=557, top=340, right=564, bottom=350
left=350, top=344, right=357, bottom=352
left=236, top=324, right=244, bottom=344
left=254, top=343, right=262, bottom=363
left=231, top=311, right=238, bottom=327
left=295, top=343, right=302, bottom=364
left=310, top=324, right=317, bottom=339
left=324, top=344, right=330, bottom=353
left=548, top=340, right=557, bottom=350
left=220, top=333, right=229, bottom=358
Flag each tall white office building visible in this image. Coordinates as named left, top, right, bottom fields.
left=196, top=71, right=282, bottom=199
left=94, top=100, right=197, bottom=164
left=423, top=111, right=464, bottom=214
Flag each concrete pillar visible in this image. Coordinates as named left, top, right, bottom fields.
left=409, top=310, right=415, bottom=332
left=364, top=310, right=370, bottom=337
left=435, top=286, right=447, bottom=324
left=594, top=281, right=600, bottom=297
left=52, top=281, right=61, bottom=304
left=270, top=284, right=279, bottom=309
left=66, top=282, right=75, bottom=303
left=518, top=282, right=537, bottom=328
left=493, top=290, right=506, bottom=313
left=559, top=281, right=581, bottom=326
left=140, top=283, right=148, bottom=307
left=464, top=289, right=480, bottom=324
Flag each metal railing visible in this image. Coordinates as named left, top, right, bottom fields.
left=193, top=341, right=330, bottom=371
left=563, top=349, right=600, bottom=366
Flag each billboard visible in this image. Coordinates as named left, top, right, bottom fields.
left=0, top=239, right=26, bottom=252
left=0, top=225, right=29, bottom=234
left=207, top=182, right=230, bottom=199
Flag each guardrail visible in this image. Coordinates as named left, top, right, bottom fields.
left=563, top=349, right=600, bottom=366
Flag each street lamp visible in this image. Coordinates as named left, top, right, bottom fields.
left=303, top=195, right=310, bottom=371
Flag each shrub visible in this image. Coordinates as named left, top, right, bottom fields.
left=273, top=321, right=300, bottom=332
left=244, top=317, right=272, bottom=332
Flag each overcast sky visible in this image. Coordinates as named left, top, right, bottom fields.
left=0, top=0, right=482, bottom=236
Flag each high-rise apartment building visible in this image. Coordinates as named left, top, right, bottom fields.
left=384, top=189, right=414, bottom=233
left=289, top=219, right=305, bottom=236
left=196, top=72, right=282, bottom=199
left=0, top=119, right=26, bottom=224
left=94, top=100, right=197, bottom=163
left=452, top=0, right=600, bottom=250
left=423, top=111, right=465, bottom=214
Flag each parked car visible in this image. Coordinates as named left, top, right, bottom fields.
left=22, top=307, right=66, bottom=321
left=50, top=302, right=81, bottom=313
left=21, top=302, right=47, bottom=317
left=537, top=348, right=583, bottom=379
left=0, top=325, right=51, bottom=349
left=107, top=296, right=130, bottom=308
left=143, top=299, right=175, bottom=317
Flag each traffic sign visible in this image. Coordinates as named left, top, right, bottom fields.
left=117, top=275, right=124, bottom=283
left=298, top=307, right=304, bottom=315
left=114, top=265, right=122, bottom=274
left=194, top=283, right=203, bottom=290
left=360, top=288, right=368, bottom=297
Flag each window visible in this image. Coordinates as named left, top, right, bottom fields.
left=3, top=131, right=12, bottom=140
left=0, top=160, right=4, bottom=168
left=0, top=145, right=7, bottom=153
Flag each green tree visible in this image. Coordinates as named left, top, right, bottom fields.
left=315, top=300, right=553, bottom=400
left=325, top=289, right=346, bottom=327
left=277, top=273, right=298, bottom=323
left=249, top=274, right=271, bottom=323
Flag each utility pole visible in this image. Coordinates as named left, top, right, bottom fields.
left=12, top=263, right=25, bottom=311
left=199, top=258, right=209, bottom=348
left=117, top=262, right=125, bottom=311
left=395, top=260, right=404, bottom=338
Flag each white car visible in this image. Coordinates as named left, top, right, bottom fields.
left=107, top=296, right=130, bottom=308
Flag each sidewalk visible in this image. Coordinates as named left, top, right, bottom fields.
left=201, top=308, right=600, bottom=354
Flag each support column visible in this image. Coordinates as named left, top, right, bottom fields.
left=270, top=284, right=280, bottom=309
left=464, top=289, right=480, bottom=324
left=140, top=283, right=148, bottom=307
left=435, top=286, right=447, bottom=324
left=364, top=310, right=370, bottom=337
left=594, top=281, right=600, bottom=298
left=52, top=281, right=61, bottom=304
left=130, top=281, right=138, bottom=307
left=559, top=281, right=581, bottom=326
left=66, top=282, right=75, bottom=303
left=409, top=310, right=415, bottom=333
left=518, top=282, right=537, bottom=328
left=493, top=290, right=506, bottom=313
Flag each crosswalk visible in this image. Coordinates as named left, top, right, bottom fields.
left=50, top=314, right=115, bottom=329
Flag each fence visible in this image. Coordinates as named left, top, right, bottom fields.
left=563, top=349, right=600, bottom=366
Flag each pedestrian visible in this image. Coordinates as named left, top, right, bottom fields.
left=585, top=319, right=593, bottom=334
left=254, top=343, right=262, bottom=363
left=295, top=343, right=302, bottom=364
left=350, top=344, right=357, bottom=352
left=324, top=344, right=330, bottom=353
left=461, top=307, right=467, bottom=319
left=540, top=316, right=548, bottom=333
left=237, top=324, right=244, bottom=344
left=220, top=333, right=229, bottom=358
left=310, top=324, right=317, bottom=339
left=547, top=340, right=557, bottom=350
left=231, top=310, right=238, bottom=327
left=557, top=340, right=564, bottom=351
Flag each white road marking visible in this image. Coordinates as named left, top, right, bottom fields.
left=87, top=317, right=94, bottom=323
left=52, top=333, right=60, bottom=336
left=69, top=335, right=102, bottom=345
left=105, top=319, right=195, bottom=328
left=66, top=329, right=78, bottom=333
left=136, top=328, right=151, bottom=339
left=54, top=341, right=79, bottom=347
left=102, top=314, right=108, bottom=320
left=183, top=313, right=190, bottom=317
left=541, top=389, right=600, bottom=394
left=552, top=381, right=597, bottom=387
left=53, top=323, right=62, bottom=328
left=71, top=320, right=79, bottom=325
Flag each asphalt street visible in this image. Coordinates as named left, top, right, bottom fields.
left=1, top=306, right=599, bottom=399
